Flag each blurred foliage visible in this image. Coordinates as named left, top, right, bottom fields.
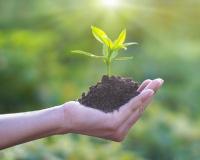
left=0, top=0, right=200, bottom=159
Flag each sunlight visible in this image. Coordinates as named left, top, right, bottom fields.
left=101, top=0, right=121, bottom=8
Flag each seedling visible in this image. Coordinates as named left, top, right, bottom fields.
left=71, top=26, right=137, bottom=76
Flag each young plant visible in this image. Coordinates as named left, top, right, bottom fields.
left=71, top=26, right=137, bottom=77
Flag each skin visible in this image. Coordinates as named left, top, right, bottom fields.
left=0, top=78, right=164, bottom=150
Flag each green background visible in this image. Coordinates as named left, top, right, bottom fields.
left=0, top=0, right=200, bottom=159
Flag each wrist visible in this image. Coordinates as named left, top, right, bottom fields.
left=53, top=102, right=75, bottom=135
left=40, top=105, right=66, bottom=136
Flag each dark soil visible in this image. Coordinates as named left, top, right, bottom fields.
left=78, top=75, right=140, bottom=113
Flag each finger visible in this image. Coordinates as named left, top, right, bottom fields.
left=115, top=79, right=164, bottom=139
left=137, top=79, right=152, bottom=92
left=125, top=89, right=154, bottom=111
left=117, top=89, right=154, bottom=125
left=117, top=95, right=154, bottom=137
left=143, top=78, right=164, bottom=92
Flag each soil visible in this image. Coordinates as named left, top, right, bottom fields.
left=78, top=75, right=140, bottom=113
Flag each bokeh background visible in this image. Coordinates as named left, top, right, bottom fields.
left=0, top=0, right=200, bottom=159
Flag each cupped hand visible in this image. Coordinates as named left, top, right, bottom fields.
left=59, top=78, right=164, bottom=142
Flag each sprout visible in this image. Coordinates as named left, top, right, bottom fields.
left=71, top=26, right=137, bottom=77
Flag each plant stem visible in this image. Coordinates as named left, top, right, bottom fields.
left=107, top=63, right=111, bottom=77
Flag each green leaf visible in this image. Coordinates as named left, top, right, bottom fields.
left=114, top=56, right=133, bottom=60
left=71, top=50, right=104, bottom=58
left=103, top=44, right=109, bottom=56
left=110, top=51, right=119, bottom=60
left=122, top=42, right=138, bottom=50
left=113, top=29, right=126, bottom=50
left=123, top=42, right=138, bottom=47
left=91, top=26, right=111, bottom=47
left=107, top=38, right=114, bottom=49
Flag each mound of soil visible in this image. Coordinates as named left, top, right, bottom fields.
left=78, top=75, right=140, bottom=113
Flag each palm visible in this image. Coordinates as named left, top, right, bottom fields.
left=61, top=79, right=163, bottom=142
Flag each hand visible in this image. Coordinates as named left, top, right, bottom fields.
left=0, top=78, right=163, bottom=149
left=59, top=78, right=164, bottom=142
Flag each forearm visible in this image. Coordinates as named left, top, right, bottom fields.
left=0, top=105, right=64, bottom=149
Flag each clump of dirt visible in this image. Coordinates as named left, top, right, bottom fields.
left=78, top=75, right=140, bottom=113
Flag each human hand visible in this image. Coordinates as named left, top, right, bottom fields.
left=58, top=78, right=164, bottom=142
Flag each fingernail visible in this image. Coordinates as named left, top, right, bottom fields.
left=156, top=78, right=164, bottom=85
left=141, top=89, right=154, bottom=102
left=160, top=79, right=164, bottom=85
